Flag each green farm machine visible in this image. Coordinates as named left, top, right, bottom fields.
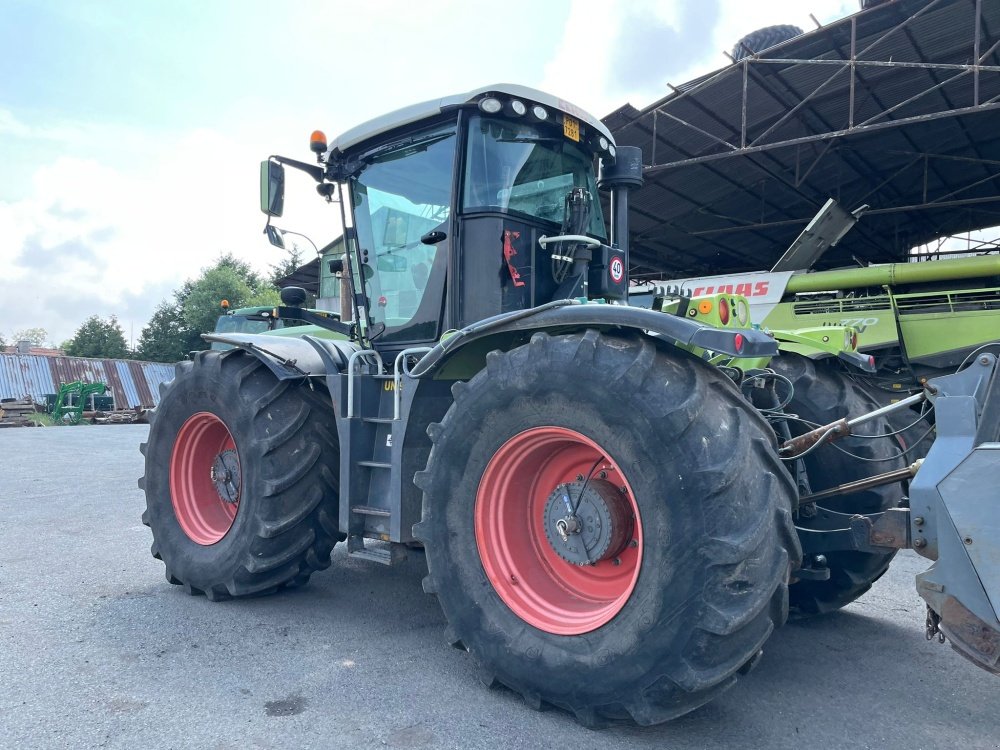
left=50, top=381, right=108, bottom=425
left=139, top=85, right=1000, bottom=725
left=632, top=245, right=1000, bottom=459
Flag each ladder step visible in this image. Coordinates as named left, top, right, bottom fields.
left=361, top=416, right=395, bottom=423
left=351, top=505, right=391, bottom=517
left=348, top=548, right=395, bottom=565
left=346, top=536, right=407, bottom=566
left=356, top=460, right=391, bottom=469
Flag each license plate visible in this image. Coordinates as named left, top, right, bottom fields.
left=563, top=115, right=580, bottom=142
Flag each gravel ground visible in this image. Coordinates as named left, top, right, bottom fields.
left=1, top=424, right=997, bottom=750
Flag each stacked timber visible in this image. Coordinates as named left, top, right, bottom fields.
left=0, top=398, right=39, bottom=428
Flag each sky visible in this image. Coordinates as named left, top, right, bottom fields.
left=0, top=0, right=858, bottom=347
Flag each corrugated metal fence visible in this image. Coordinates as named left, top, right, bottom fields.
left=0, top=354, right=176, bottom=409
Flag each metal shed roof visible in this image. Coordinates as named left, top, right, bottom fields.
left=0, top=354, right=175, bottom=409
left=604, top=0, right=1000, bottom=278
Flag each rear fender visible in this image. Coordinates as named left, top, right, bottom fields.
left=411, top=301, right=777, bottom=380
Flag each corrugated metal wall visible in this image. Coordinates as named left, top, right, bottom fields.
left=0, top=354, right=176, bottom=408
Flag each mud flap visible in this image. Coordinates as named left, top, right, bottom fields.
left=909, top=353, right=1000, bottom=674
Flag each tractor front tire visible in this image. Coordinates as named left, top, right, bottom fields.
left=140, top=350, right=342, bottom=600
left=770, top=354, right=906, bottom=615
left=415, top=331, right=799, bottom=726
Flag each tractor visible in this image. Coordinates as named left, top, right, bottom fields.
left=140, top=84, right=1000, bottom=725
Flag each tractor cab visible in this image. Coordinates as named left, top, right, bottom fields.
left=261, top=85, right=641, bottom=353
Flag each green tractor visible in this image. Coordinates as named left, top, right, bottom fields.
left=139, top=85, right=1000, bottom=725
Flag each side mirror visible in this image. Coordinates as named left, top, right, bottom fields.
left=260, top=160, right=285, bottom=217
left=264, top=224, right=285, bottom=249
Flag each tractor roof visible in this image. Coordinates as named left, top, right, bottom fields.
left=328, top=83, right=615, bottom=156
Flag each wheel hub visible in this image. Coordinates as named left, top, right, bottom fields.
left=210, top=449, right=241, bottom=504
left=543, top=480, right=633, bottom=566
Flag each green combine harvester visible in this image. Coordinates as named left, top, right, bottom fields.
left=632, top=246, right=1000, bottom=457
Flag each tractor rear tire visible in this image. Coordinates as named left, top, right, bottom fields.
left=139, top=350, right=342, bottom=600
left=415, top=331, right=800, bottom=726
left=769, top=354, right=906, bottom=616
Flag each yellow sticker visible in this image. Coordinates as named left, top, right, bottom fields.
left=563, top=115, right=580, bottom=142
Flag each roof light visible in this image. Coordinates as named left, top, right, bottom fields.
left=310, top=130, right=327, bottom=154
left=510, top=99, right=526, bottom=116
left=718, top=297, right=730, bottom=325
left=480, top=97, right=503, bottom=114
left=599, top=136, right=609, bottom=151
left=532, top=105, right=548, bottom=120
left=220, top=299, right=230, bottom=309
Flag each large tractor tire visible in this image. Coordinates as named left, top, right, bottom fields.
left=731, top=25, right=804, bottom=62
left=140, top=350, right=342, bottom=600
left=769, top=354, right=906, bottom=616
left=415, top=331, right=800, bottom=726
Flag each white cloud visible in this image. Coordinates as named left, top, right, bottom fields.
left=0, top=0, right=897, bottom=347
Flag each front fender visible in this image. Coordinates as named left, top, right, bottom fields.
left=202, top=332, right=360, bottom=380
left=411, top=301, right=777, bottom=379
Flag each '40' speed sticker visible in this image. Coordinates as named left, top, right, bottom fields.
left=610, top=256, right=624, bottom=283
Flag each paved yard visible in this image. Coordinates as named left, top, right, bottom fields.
left=1, top=424, right=997, bottom=749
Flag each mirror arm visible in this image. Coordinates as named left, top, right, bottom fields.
left=274, top=307, right=353, bottom=337
left=270, top=155, right=324, bottom=182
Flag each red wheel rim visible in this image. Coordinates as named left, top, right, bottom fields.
left=475, top=427, right=643, bottom=635
left=169, top=412, right=240, bottom=545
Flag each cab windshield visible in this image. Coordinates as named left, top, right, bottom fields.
left=462, top=115, right=606, bottom=239
left=350, top=123, right=456, bottom=341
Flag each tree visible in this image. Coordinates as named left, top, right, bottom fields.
left=64, top=316, right=131, bottom=359
left=11, top=327, right=49, bottom=347
left=0, top=331, right=6, bottom=349
left=136, top=300, right=200, bottom=363
left=269, top=245, right=303, bottom=287
left=135, top=253, right=281, bottom=363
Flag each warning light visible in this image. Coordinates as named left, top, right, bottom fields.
left=220, top=299, right=230, bottom=309
left=697, top=300, right=713, bottom=315
left=310, top=130, right=328, bottom=154
left=734, top=333, right=745, bottom=354
left=718, top=297, right=730, bottom=325
left=851, top=331, right=859, bottom=350
left=378, top=295, right=387, bottom=307
left=868, top=355, right=875, bottom=368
